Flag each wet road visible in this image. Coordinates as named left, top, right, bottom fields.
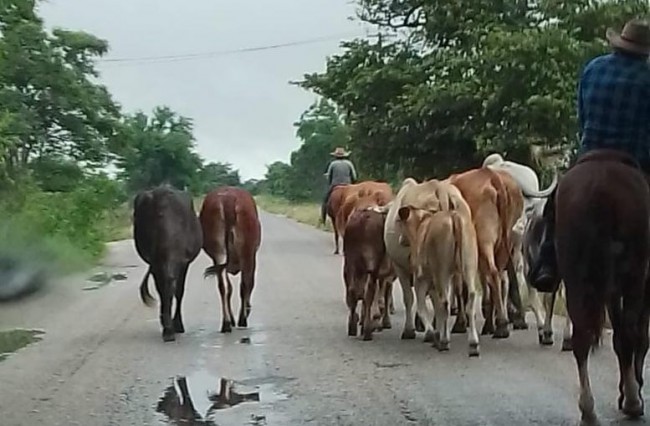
left=0, top=211, right=645, bottom=425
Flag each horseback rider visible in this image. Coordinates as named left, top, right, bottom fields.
left=320, top=147, right=358, bottom=225
left=530, top=18, right=650, bottom=292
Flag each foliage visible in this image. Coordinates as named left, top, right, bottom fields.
left=297, top=0, right=650, bottom=180
left=115, top=107, right=203, bottom=193
left=194, top=161, right=242, bottom=194
left=255, top=194, right=331, bottom=231
left=0, top=0, right=121, bottom=174
left=0, top=0, right=246, bottom=278
left=259, top=99, right=352, bottom=201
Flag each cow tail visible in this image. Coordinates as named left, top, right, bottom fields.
left=139, top=267, right=155, bottom=307
left=451, top=211, right=464, bottom=275
left=492, top=172, right=512, bottom=260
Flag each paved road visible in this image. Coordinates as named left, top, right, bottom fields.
left=0, top=212, right=644, bottom=425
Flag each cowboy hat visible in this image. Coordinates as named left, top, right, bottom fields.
left=330, top=147, right=350, bottom=158
left=606, top=18, right=650, bottom=55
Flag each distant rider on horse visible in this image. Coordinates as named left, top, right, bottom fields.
left=320, top=147, right=358, bottom=225
left=530, top=18, right=650, bottom=292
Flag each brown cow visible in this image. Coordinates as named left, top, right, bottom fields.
left=335, top=181, right=393, bottom=241
left=343, top=197, right=397, bottom=341
left=447, top=167, right=523, bottom=338
left=200, top=187, right=262, bottom=333
left=327, top=181, right=393, bottom=255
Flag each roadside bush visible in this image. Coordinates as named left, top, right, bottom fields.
left=0, top=174, right=125, bottom=273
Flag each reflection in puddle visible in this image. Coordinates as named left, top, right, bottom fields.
left=156, top=370, right=291, bottom=425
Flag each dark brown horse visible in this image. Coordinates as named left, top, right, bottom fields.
left=555, top=149, right=650, bottom=424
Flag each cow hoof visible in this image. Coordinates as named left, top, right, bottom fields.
left=481, top=323, right=494, bottom=336
left=362, top=332, right=373, bottom=342
left=401, top=329, right=416, bottom=340
left=561, top=338, right=573, bottom=352
left=437, top=340, right=450, bottom=352
left=382, top=318, right=392, bottom=330
left=622, top=398, right=644, bottom=418
left=423, top=330, right=436, bottom=343
left=348, top=322, right=358, bottom=337
left=415, top=315, right=425, bottom=332
left=541, top=330, right=554, bottom=346
left=162, top=330, right=176, bottom=342
left=237, top=318, right=248, bottom=328
left=173, top=322, right=185, bottom=334
left=221, top=322, right=232, bottom=333
left=493, top=322, right=510, bottom=339
left=512, top=318, right=528, bottom=330
left=468, top=343, right=480, bottom=357
left=451, top=320, right=467, bottom=334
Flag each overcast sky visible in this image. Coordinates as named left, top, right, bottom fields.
left=39, top=0, right=368, bottom=180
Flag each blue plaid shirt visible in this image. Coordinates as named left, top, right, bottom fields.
left=578, top=52, right=650, bottom=165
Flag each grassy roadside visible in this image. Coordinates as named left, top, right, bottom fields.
left=254, top=194, right=333, bottom=232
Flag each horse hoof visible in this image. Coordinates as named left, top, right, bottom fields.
left=220, top=322, right=232, bottom=333
left=541, top=331, right=554, bottom=346
left=382, top=319, right=392, bottom=330
left=237, top=317, right=248, bottom=328
left=468, top=343, right=480, bottom=357
left=423, top=330, right=436, bottom=343
left=173, top=322, right=185, bottom=333
left=561, top=338, right=573, bottom=351
left=401, top=329, right=416, bottom=340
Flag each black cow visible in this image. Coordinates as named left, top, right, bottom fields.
left=133, top=186, right=203, bottom=342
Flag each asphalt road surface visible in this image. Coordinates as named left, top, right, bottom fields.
left=0, top=211, right=645, bottom=426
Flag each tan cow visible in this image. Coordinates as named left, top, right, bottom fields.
left=446, top=167, right=524, bottom=339
left=380, top=178, right=480, bottom=354
left=396, top=180, right=481, bottom=356
left=343, top=195, right=397, bottom=341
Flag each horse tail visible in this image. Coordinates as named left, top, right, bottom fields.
left=582, top=214, right=615, bottom=352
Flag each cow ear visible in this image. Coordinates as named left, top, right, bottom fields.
left=398, top=206, right=411, bottom=221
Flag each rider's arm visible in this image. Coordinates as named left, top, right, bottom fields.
left=324, top=162, right=333, bottom=185
left=348, top=160, right=358, bottom=183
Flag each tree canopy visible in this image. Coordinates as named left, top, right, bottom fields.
left=294, top=0, right=650, bottom=181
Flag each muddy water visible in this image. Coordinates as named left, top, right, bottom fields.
left=156, top=368, right=292, bottom=425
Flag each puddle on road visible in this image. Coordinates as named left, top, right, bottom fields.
left=156, top=370, right=291, bottom=426
left=83, top=271, right=128, bottom=291
left=0, top=328, right=44, bottom=361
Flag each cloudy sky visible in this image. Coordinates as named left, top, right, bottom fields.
left=39, top=0, right=369, bottom=180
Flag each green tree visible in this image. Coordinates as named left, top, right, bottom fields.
left=299, top=0, right=650, bottom=180
left=263, top=161, right=292, bottom=198
left=115, top=107, right=203, bottom=192
left=0, top=0, right=121, bottom=177
left=29, top=155, right=84, bottom=193
left=195, top=161, right=242, bottom=193
left=285, top=99, right=351, bottom=201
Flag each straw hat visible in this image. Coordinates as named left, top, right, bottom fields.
left=330, top=147, right=350, bottom=158
left=606, top=19, right=650, bottom=56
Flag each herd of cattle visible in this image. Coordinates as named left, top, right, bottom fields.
left=130, top=151, right=650, bottom=424
left=328, top=153, right=565, bottom=356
